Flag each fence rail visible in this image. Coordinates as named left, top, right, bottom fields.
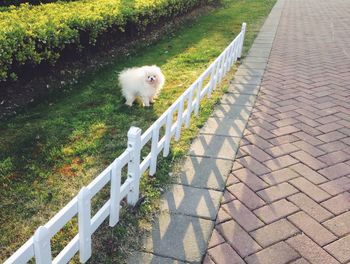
left=5, top=22, right=246, bottom=264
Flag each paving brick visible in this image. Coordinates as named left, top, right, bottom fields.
left=232, top=160, right=244, bottom=171
left=247, top=126, right=275, bottom=140
left=287, top=193, right=333, bottom=222
left=222, top=200, right=264, bottom=232
left=240, top=144, right=272, bottom=162
left=202, top=254, right=215, bottom=264
left=290, top=163, right=327, bottom=184
left=287, top=212, right=337, bottom=246
left=250, top=219, right=299, bottom=247
left=321, top=192, right=350, bottom=215
left=317, top=131, right=347, bottom=143
left=226, top=174, right=240, bottom=186
left=319, top=163, right=350, bottom=180
left=294, top=123, right=323, bottom=137
left=265, top=143, right=299, bottom=157
left=253, top=199, right=299, bottom=224
left=315, top=115, right=341, bottom=125
left=286, top=234, right=339, bottom=264
left=215, top=207, right=232, bottom=225
left=264, top=155, right=299, bottom=171
left=232, top=168, right=269, bottom=191
left=221, top=190, right=236, bottom=204
left=216, top=220, right=262, bottom=258
left=245, top=242, right=300, bottom=264
left=237, top=156, right=271, bottom=176
left=208, top=243, right=245, bottom=264
left=291, top=151, right=326, bottom=170
left=270, top=134, right=300, bottom=145
left=319, top=177, right=350, bottom=196
left=318, top=140, right=350, bottom=153
left=272, top=125, right=300, bottom=136
left=318, top=151, right=350, bottom=166
left=257, top=182, right=298, bottom=202
left=318, top=123, right=344, bottom=133
left=324, top=235, right=350, bottom=263
left=289, top=258, right=311, bottom=264
left=207, top=229, right=225, bottom=249
left=295, top=115, right=321, bottom=127
left=273, top=118, right=299, bottom=128
left=323, top=212, right=350, bottom=237
left=292, top=140, right=325, bottom=157
left=289, top=177, right=331, bottom=202
left=293, top=132, right=323, bottom=146
left=261, top=168, right=300, bottom=185
left=275, top=111, right=300, bottom=120
left=227, top=183, right=266, bottom=210
left=244, top=134, right=274, bottom=149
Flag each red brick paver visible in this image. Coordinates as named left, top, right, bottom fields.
left=206, top=0, right=350, bottom=262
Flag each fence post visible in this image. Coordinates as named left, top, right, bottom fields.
left=232, top=40, right=238, bottom=65
left=238, top=22, right=247, bottom=59
left=127, top=127, right=142, bottom=205
left=149, top=121, right=160, bottom=176
left=185, top=88, right=194, bottom=128
left=175, top=98, right=184, bottom=141
left=34, top=226, right=52, bottom=264
left=207, top=66, right=216, bottom=98
left=163, top=107, right=174, bottom=157
left=194, top=79, right=203, bottom=116
left=109, top=158, right=121, bottom=227
left=78, top=187, right=92, bottom=263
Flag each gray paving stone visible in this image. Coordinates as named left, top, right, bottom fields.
left=230, top=75, right=262, bottom=85
left=248, top=50, right=271, bottom=58
left=227, top=83, right=260, bottom=95
left=235, top=68, right=265, bottom=77
left=160, top=184, right=222, bottom=220
left=220, top=93, right=257, bottom=106
left=252, top=39, right=274, bottom=44
left=211, top=104, right=252, bottom=120
left=142, top=212, right=214, bottom=263
left=127, top=252, right=186, bottom=264
left=240, top=62, right=267, bottom=70
left=243, top=57, right=269, bottom=63
left=200, top=116, right=247, bottom=137
left=189, top=134, right=240, bottom=160
left=174, top=156, right=232, bottom=191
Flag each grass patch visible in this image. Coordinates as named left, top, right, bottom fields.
left=0, top=0, right=276, bottom=262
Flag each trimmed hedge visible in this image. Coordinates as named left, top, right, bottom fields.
left=0, top=0, right=215, bottom=81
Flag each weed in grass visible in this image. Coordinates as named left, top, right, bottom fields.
left=0, top=0, right=276, bottom=262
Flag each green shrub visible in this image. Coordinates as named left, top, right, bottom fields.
left=0, top=0, right=215, bottom=82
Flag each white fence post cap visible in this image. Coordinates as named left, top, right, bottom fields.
left=128, top=127, right=142, bottom=138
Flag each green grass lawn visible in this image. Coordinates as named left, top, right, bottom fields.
left=0, top=0, right=276, bottom=262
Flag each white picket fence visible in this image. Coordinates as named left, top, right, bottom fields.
left=5, top=23, right=246, bottom=264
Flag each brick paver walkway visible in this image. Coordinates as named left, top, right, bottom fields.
left=204, top=0, right=350, bottom=263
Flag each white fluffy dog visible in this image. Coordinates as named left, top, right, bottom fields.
left=118, top=65, right=165, bottom=107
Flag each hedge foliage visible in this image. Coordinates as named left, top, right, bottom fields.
left=0, top=0, right=214, bottom=81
